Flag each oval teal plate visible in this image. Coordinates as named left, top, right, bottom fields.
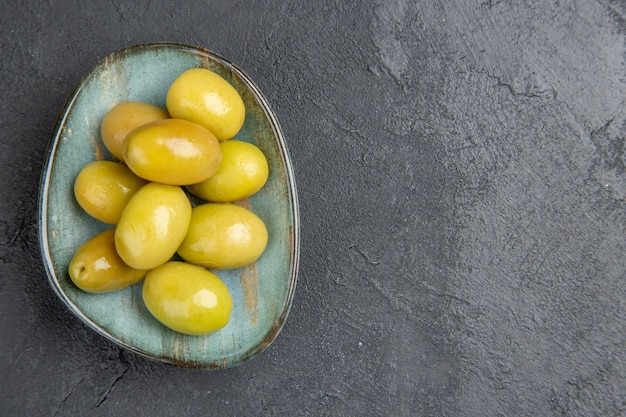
left=38, top=43, right=299, bottom=369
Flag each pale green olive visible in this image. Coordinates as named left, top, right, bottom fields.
left=187, top=140, right=269, bottom=203
left=142, top=261, right=232, bottom=335
left=69, top=228, right=146, bottom=293
left=100, top=101, right=169, bottom=161
left=74, top=160, right=147, bottom=224
left=177, top=203, right=268, bottom=269
left=123, top=118, right=222, bottom=185
left=166, top=68, right=245, bottom=141
left=115, top=183, right=192, bottom=270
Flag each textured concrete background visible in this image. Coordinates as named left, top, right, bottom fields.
left=1, top=1, right=625, bottom=416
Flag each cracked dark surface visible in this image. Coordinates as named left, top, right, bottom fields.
left=1, top=1, right=625, bottom=416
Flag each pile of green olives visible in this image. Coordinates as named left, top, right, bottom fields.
left=69, top=68, right=270, bottom=336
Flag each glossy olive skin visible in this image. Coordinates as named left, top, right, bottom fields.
left=187, top=140, right=269, bottom=203
left=142, top=261, right=232, bottom=335
left=69, top=229, right=146, bottom=293
left=100, top=101, right=169, bottom=161
left=123, top=118, right=222, bottom=185
left=166, top=68, right=245, bottom=141
left=178, top=203, right=268, bottom=269
left=74, top=160, right=148, bottom=224
left=115, top=183, right=192, bottom=270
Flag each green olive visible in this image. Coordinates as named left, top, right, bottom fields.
left=68, top=229, right=146, bottom=293
left=142, top=261, right=232, bottom=335
left=166, top=68, right=245, bottom=141
left=115, top=183, right=192, bottom=270
left=177, top=203, right=268, bottom=269
left=187, top=140, right=269, bottom=202
left=100, top=101, right=169, bottom=161
left=123, top=118, right=222, bottom=185
left=74, top=160, right=148, bottom=224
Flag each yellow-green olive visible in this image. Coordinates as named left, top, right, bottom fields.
left=74, top=160, right=148, bottom=224
left=142, top=261, right=232, bottom=335
left=166, top=68, right=245, bottom=141
left=69, top=229, right=146, bottom=293
left=123, top=118, right=222, bottom=185
left=177, top=203, right=268, bottom=269
left=100, top=101, right=169, bottom=161
left=187, top=140, right=269, bottom=202
left=115, top=183, right=192, bottom=270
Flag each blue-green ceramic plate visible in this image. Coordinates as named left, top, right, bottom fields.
left=38, top=43, right=299, bottom=369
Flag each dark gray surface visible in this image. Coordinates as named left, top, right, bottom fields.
left=1, top=1, right=625, bottom=416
